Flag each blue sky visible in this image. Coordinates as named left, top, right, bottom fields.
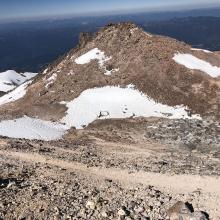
left=1, top=0, right=220, bottom=20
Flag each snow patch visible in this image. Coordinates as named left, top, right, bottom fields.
left=0, top=116, right=68, bottom=141
left=0, top=70, right=37, bottom=93
left=0, top=80, right=32, bottom=106
left=191, top=48, right=212, bottom=53
left=145, top=32, right=152, bottom=37
left=173, top=53, right=220, bottom=78
left=45, top=73, right=57, bottom=88
left=75, top=48, right=118, bottom=76
left=75, top=48, right=111, bottom=66
left=43, top=68, right=48, bottom=74
left=61, top=86, right=200, bottom=129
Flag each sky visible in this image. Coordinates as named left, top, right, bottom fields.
left=1, top=0, right=220, bottom=21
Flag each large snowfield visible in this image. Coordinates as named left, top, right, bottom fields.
left=0, top=70, right=37, bottom=92
left=62, top=86, right=200, bottom=129
left=173, top=53, right=220, bottom=78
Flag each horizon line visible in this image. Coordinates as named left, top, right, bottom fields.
left=1, top=4, right=220, bottom=24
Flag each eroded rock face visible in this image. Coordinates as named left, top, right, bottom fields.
left=79, top=32, right=94, bottom=48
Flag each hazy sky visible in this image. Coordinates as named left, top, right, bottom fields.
left=1, top=0, right=220, bottom=20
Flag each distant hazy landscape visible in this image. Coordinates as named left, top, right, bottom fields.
left=1, top=7, right=220, bottom=73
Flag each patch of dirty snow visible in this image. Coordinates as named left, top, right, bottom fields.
left=45, top=73, right=57, bottom=88
left=43, top=68, right=48, bottom=74
left=68, top=70, right=75, bottom=76
left=75, top=48, right=118, bottom=76
left=191, top=48, right=212, bottom=53
left=61, top=86, right=200, bottom=129
left=75, top=48, right=111, bottom=66
left=0, top=80, right=32, bottom=106
left=173, top=53, right=220, bottom=78
left=0, top=70, right=37, bottom=92
left=0, top=116, right=68, bottom=141
left=145, top=32, right=152, bottom=37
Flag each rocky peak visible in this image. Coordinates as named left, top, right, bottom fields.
left=101, top=22, right=140, bottom=32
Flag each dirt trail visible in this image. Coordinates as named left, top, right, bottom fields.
left=1, top=149, right=220, bottom=195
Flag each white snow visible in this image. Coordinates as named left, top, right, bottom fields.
left=45, top=73, right=57, bottom=88
left=0, top=116, right=68, bottom=141
left=0, top=80, right=32, bottom=106
left=75, top=48, right=111, bottom=66
left=0, top=70, right=37, bottom=93
left=191, top=48, right=212, bottom=53
left=62, top=86, right=200, bottom=129
left=75, top=48, right=118, bottom=76
left=43, top=68, right=48, bottom=74
left=173, top=53, right=220, bottom=78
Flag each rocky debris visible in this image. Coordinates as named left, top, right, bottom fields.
left=168, top=201, right=208, bottom=220
left=0, top=131, right=218, bottom=219
left=0, top=157, right=174, bottom=219
left=86, top=200, right=96, bottom=210
left=1, top=118, right=219, bottom=178
left=0, top=177, right=24, bottom=189
left=60, top=118, right=220, bottom=175
left=145, top=119, right=220, bottom=150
